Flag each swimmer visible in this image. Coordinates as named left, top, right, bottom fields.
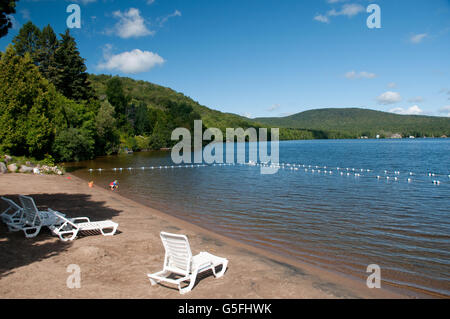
left=109, top=180, right=119, bottom=191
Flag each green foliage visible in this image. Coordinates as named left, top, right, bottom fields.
left=134, top=101, right=151, bottom=135
left=52, top=127, right=95, bottom=162
left=135, top=135, right=151, bottom=151
left=0, top=0, right=18, bottom=38
left=37, top=24, right=58, bottom=81
left=119, top=134, right=137, bottom=154
left=89, top=74, right=255, bottom=137
left=95, top=100, right=119, bottom=155
left=12, top=21, right=41, bottom=59
left=0, top=46, right=59, bottom=158
left=51, top=29, right=95, bottom=101
left=41, top=154, right=55, bottom=166
left=106, top=77, right=130, bottom=127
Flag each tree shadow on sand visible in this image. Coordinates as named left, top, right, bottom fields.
left=0, top=193, right=122, bottom=279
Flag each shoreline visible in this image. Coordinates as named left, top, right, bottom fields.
left=0, top=173, right=436, bottom=298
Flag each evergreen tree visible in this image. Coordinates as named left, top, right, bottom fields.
left=12, top=21, right=41, bottom=60
left=52, top=29, right=94, bottom=101
left=134, top=101, right=151, bottom=135
left=106, top=77, right=130, bottom=127
left=0, top=0, right=18, bottom=38
left=0, top=45, right=60, bottom=158
left=37, top=24, right=58, bottom=82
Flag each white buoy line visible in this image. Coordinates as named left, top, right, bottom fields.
left=87, top=161, right=448, bottom=185
left=243, top=161, right=449, bottom=185
left=88, top=163, right=235, bottom=173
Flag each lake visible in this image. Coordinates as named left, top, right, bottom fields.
left=69, top=138, right=450, bottom=297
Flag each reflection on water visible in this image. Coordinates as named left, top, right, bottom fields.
left=68, top=139, right=450, bottom=297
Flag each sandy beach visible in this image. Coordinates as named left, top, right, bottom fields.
left=0, top=173, right=418, bottom=299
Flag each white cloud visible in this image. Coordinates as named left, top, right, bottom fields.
left=410, top=33, right=428, bottom=44
left=111, top=8, right=154, bottom=38
left=314, top=14, right=330, bottom=23
left=389, top=105, right=423, bottom=115
left=314, top=3, right=364, bottom=24
left=146, top=0, right=155, bottom=4
left=345, top=70, right=376, bottom=79
left=438, top=105, right=450, bottom=117
left=98, top=49, right=165, bottom=74
left=377, top=91, right=402, bottom=105
left=158, top=10, right=182, bottom=27
left=328, top=4, right=365, bottom=17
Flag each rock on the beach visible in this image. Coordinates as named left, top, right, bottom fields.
left=7, top=163, right=18, bottom=173
left=19, top=165, right=33, bottom=173
left=0, top=162, right=7, bottom=174
left=4, top=155, right=12, bottom=163
left=33, top=167, right=41, bottom=175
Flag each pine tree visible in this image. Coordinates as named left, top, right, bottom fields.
left=106, top=77, right=130, bottom=127
left=12, top=21, right=41, bottom=60
left=37, top=24, right=59, bottom=82
left=52, top=29, right=94, bottom=101
left=0, top=0, right=18, bottom=38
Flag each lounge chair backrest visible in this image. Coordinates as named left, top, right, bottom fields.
left=49, top=211, right=75, bottom=227
left=19, top=195, right=41, bottom=227
left=160, top=232, right=192, bottom=274
left=1, top=197, right=22, bottom=212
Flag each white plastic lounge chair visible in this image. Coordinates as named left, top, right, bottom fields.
left=48, top=211, right=118, bottom=241
left=147, top=232, right=228, bottom=294
left=6, top=195, right=64, bottom=238
left=1, top=197, right=24, bottom=225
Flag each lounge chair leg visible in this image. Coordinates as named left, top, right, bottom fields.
left=215, top=260, right=228, bottom=278
left=24, top=226, right=41, bottom=238
left=179, top=271, right=198, bottom=294
left=100, top=225, right=117, bottom=236
left=59, top=231, right=78, bottom=241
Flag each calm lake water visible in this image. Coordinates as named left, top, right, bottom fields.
left=69, top=139, right=450, bottom=297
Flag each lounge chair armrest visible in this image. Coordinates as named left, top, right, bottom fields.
left=72, top=217, right=90, bottom=223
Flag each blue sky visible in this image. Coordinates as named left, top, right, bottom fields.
left=1, top=0, right=450, bottom=118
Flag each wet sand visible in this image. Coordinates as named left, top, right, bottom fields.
left=0, top=173, right=420, bottom=299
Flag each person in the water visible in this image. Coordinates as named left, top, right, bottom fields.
left=109, top=180, right=119, bottom=191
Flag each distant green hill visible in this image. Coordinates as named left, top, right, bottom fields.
left=255, top=108, right=450, bottom=138
left=88, top=74, right=341, bottom=141
left=89, top=74, right=259, bottom=133
left=89, top=75, right=450, bottom=140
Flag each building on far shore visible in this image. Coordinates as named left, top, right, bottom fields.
left=389, top=133, right=402, bottom=139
